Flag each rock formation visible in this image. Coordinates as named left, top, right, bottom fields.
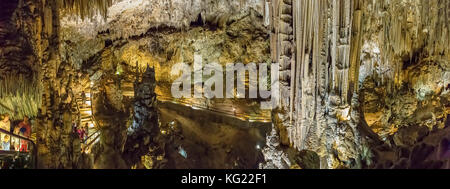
left=0, top=0, right=448, bottom=169
left=269, top=0, right=449, bottom=168
left=122, top=65, right=159, bottom=167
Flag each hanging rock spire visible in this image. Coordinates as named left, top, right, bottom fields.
left=61, top=0, right=113, bottom=20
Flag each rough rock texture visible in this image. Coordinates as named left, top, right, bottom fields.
left=60, top=0, right=271, bottom=169
left=1, top=0, right=448, bottom=169
left=0, top=0, right=97, bottom=168
left=269, top=0, right=449, bottom=168
left=0, top=0, right=41, bottom=119
left=64, top=8, right=270, bottom=87
left=62, top=0, right=265, bottom=40
left=269, top=0, right=368, bottom=168
left=0, top=0, right=83, bottom=168
left=372, top=125, right=450, bottom=169
left=358, top=0, right=449, bottom=137
left=122, top=66, right=159, bottom=167
left=34, top=0, right=81, bottom=169
left=259, top=126, right=291, bottom=169
left=91, top=88, right=129, bottom=169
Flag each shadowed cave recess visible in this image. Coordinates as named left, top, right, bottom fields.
left=0, top=0, right=448, bottom=169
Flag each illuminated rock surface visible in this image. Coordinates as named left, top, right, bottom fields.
left=0, top=0, right=448, bottom=169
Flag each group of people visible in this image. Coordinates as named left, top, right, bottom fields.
left=0, top=112, right=92, bottom=152
left=72, top=122, right=89, bottom=145
left=0, top=114, right=32, bottom=152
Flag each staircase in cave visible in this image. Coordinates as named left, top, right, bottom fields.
left=121, top=81, right=134, bottom=97
left=72, top=82, right=101, bottom=153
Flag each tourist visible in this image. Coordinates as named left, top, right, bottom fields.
left=72, top=121, right=78, bottom=134
left=2, top=134, right=10, bottom=150
left=84, top=123, right=89, bottom=142
left=78, top=126, right=86, bottom=151
left=19, top=127, right=27, bottom=152
left=78, top=126, right=85, bottom=142
left=0, top=113, right=11, bottom=132
left=12, top=125, right=20, bottom=151
left=0, top=114, right=11, bottom=150
left=18, top=116, right=32, bottom=152
left=18, top=116, right=31, bottom=138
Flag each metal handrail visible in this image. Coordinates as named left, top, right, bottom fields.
left=84, top=133, right=100, bottom=152
left=89, top=88, right=100, bottom=131
left=83, top=129, right=99, bottom=143
left=72, top=85, right=102, bottom=153
left=88, top=88, right=101, bottom=137
left=0, top=128, right=37, bottom=168
left=157, top=96, right=272, bottom=122
left=81, top=87, right=101, bottom=153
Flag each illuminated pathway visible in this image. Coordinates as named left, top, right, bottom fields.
left=120, top=81, right=272, bottom=123
left=73, top=81, right=101, bottom=153
left=156, top=85, right=272, bottom=123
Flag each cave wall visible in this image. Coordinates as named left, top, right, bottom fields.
left=358, top=0, right=449, bottom=138
left=0, top=0, right=115, bottom=168
left=269, top=0, right=449, bottom=168
left=269, top=0, right=365, bottom=168
left=60, top=0, right=271, bottom=169
left=122, top=66, right=158, bottom=167
left=0, top=0, right=78, bottom=168
left=0, top=0, right=42, bottom=120
left=32, top=0, right=81, bottom=169
left=2, top=0, right=447, bottom=169
left=59, top=0, right=449, bottom=169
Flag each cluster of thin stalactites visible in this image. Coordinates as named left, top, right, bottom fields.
left=0, top=74, right=41, bottom=120
left=60, top=0, right=113, bottom=20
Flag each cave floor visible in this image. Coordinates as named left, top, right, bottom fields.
left=156, top=85, right=272, bottom=123
left=157, top=101, right=271, bottom=169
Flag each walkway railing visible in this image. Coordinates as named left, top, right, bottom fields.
left=0, top=128, right=37, bottom=169
left=83, top=87, right=101, bottom=153
left=73, top=84, right=101, bottom=154
left=157, top=96, right=272, bottom=123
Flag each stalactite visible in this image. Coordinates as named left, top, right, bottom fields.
left=0, top=74, right=41, bottom=120
left=270, top=0, right=295, bottom=147
left=348, top=0, right=362, bottom=98
left=270, top=0, right=448, bottom=168
left=61, top=0, right=113, bottom=20
left=289, top=0, right=354, bottom=150
left=34, top=0, right=82, bottom=169
left=273, top=0, right=363, bottom=167
left=43, top=6, right=53, bottom=36
left=358, top=0, right=449, bottom=92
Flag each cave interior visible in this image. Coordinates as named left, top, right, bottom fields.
left=0, top=0, right=449, bottom=169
